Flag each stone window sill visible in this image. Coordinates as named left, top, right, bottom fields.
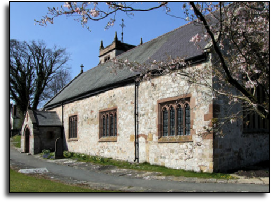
left=68, top=138, right=78, bottom=142
left=99, top=136, right=117, bottom=142
left=158, top=135, right=192, bottom=143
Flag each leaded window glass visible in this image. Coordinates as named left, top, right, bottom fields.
left=99, top=108, right=118, bottom=139
left=177, top=105, right=183, bottom=135
left=103, top=116, right=106, bottom=136
left=162, top=108, right=168, bottom=136
left=170, top=106, right=175, bottom=136
left=106, top=115, right=109, bottom=136
left=185, top=104, right=190, bottom=135
left=159, top=97, right=191, bottom=138
left=114, top=113, right=117, bottom=136
left=110, top=114, right=114, bottom=136
left=69, top=115, right=77, bottom=139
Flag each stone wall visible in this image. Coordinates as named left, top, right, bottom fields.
left=52, top=83, right=136, bottom=162
left=21, top=111, right=62, bottom=155
left=50, top=62, right=215, bottom=173
left=136, top=69, right=213, bottom=172
left=213, top=96, right=269, bottom=172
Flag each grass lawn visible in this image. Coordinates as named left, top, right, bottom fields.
left=10, top=168, right=116, bottom=192
left=10, top=135, right=21, bottom=148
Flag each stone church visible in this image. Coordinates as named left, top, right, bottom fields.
left=20, top=20, right=269, bottom=173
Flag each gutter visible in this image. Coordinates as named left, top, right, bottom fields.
left=183, top=52, right=208, bottom=66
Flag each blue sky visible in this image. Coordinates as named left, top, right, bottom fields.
left=10, top=1, right=188, bottom=79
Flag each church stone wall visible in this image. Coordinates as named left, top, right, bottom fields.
left=136, top=67, right=214, bottom=172
left=52, top=83, right=136, bottom=162
left=50, top=62, right=215, bottom=173
left=212, top=96, right=269, bottom=173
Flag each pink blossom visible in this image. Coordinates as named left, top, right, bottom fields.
left=230, top=118, right=236, bottom=124
left=81, top=10, right=87, bottom=15
left=63, top=2, right=71, bottom=9
left=253, top=69, right=261, bottom=74
left=190, top=33, right=201, bottom=43
left=90, top=8, right=99, bottom=17
left=82, top=17, right=88, bottom=24
left=74, top=7, right=80, bottom=14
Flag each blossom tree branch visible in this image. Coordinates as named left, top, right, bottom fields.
left=189, top=2, right=269, bottom=119
left=36, top=2, right=269, bottom=121
left=35, top=2, right=168, bottom=30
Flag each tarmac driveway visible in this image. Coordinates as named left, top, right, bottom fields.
left=9, top=146, right=269, bottom=192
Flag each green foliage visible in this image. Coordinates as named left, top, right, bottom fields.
left=11, top=135, right=21, bottom=148
left=42, top=149, right=54, bottom=159
left=63, top=151, right=72, bottom=158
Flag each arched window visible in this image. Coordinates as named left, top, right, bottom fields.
left=162, top=108, right=168, bottom=136
left=177, top=105, right=183, bottom=135
left=185, top=104, right=190, bottom=135
left=170, top=106, right=175, bottom=136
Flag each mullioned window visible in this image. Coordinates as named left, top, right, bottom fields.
left=99, top=107, right=117, bottom=142
left=158, top=96, right=192, bottom=142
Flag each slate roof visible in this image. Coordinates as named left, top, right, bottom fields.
left=44, top=20, right=210, bottom=109
left=30, top=110, right=62, bottom=126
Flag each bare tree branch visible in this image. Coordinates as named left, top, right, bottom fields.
left=10, top=39, right=70, bottom=113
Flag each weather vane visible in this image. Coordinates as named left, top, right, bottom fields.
left=120, top=19, right=125, bottom=43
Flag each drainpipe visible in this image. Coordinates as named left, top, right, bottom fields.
left=55, top=102, right=64, bottom=159
left=134, top=81, right=139, bottom=163
left=61, top=102, right=64, bottom=139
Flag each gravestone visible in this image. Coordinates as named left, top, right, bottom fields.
left=55, top=138, right=63, bottom=159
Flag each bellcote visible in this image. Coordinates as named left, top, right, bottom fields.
left=98, top=32, right=136, bottom=64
